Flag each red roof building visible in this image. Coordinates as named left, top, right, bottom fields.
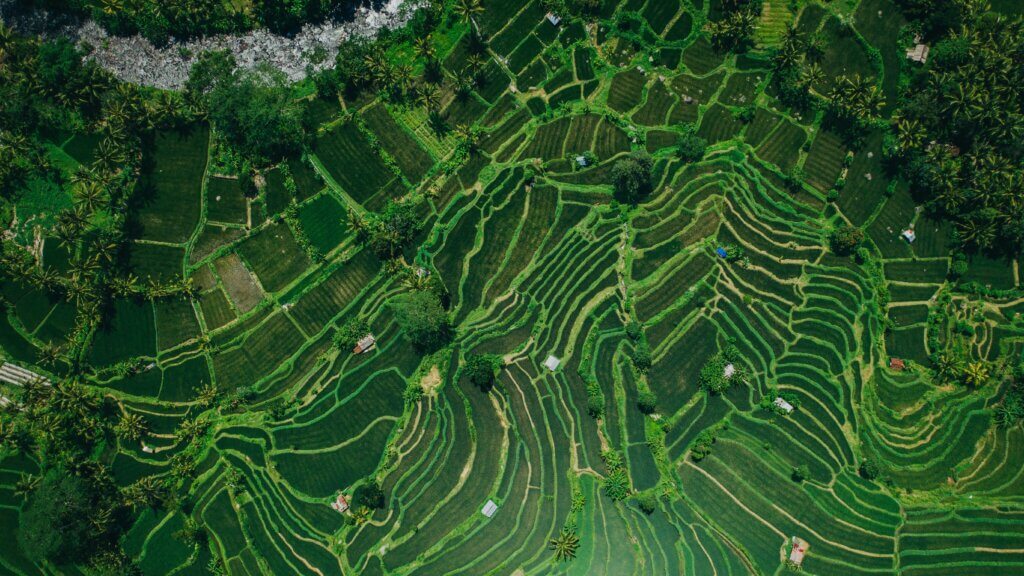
left=889, top=358, right=905, bottom=372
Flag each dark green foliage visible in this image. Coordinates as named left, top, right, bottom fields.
left=464, top=353, right=502, bottom=392
left=698, top=345, right=743, bottom=394
left=390, top=290, right=451, bottom=352
left=830, top=225, right=864, bottom=255
left=690, top=429, right=716, bottom=461
left=635, top=491, right=657, bottom=515
left=601, top=451, right=631, bottom=500
left=637, top=390, right=657, bottom=414
left=894, top=12, right=1024, bottom=256
left=18, top=470, right=110, bottom=563
left=353, top=480, right=386, bottom=510
left=631, top=341, right=652, bottom=372
left=859, top=458, right=880, bottom=480
left=332, top=317, right=369, bottom=350
left=676, top=124, right=708, bottom=163
left=792, top=464, right=809, bottom=482
left=362, top=200, right=422, bottom=259
left=188, top=51, right=305, bottom=161
left=611, top=151, right=654, bottom=204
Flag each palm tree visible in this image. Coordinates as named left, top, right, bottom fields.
left=352, top=505, right=372, bottom=525
left=115, top=412, right=148, bottom=442
left=933, top=352, right=964, bottom=383
left=125, top=476, right=166, bottom=510
left=413, top=35, right=435, bottom=62
left=800, top=63, right=824, bottom=90
left=963, top=361, right=989, bottom=387
left=549, top=528, right=580, bottom=562
left=454, top=0, right=485, bottom=35
left=13, top=473, right=39, bottom=499
left=347, top=209, right=367, bottom=238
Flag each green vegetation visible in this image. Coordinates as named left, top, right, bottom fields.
left=2, top=1, right=1024, bottom=574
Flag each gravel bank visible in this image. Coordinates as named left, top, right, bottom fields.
left=1, top=0, right=418, bottom=90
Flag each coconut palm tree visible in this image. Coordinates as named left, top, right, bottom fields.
left=454, top=0, right=485, bottom=35
left=13, top=473, right=40, bottom=500
left=412, top=35, right=435, bottom=62
left=933, top=352, right=964, bottom=383
left=963, top=361, right=989, bottom=387
left=549, top=528, right=580, bottom=562
left=115, top=412, right=148, bottom=442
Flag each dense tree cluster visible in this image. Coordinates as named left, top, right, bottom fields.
left=389, top=290, right=451, bottom=352
left=26, top=0, right=341, bottom=45
left=611, top=151, right=654, bottom=204
left=186, top=51, right=307, bottom=162
left=891, top=10, right=1024, bottom=256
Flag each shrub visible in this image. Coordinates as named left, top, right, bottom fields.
left=631, top=341, right=652, bottom=372
left=389, top=290, right=451, bottom=352
left=637, top=390, right=657, bottom=414
left=635, top=491, right=657, bottom=515
left=332, top=317, right=369, bottom=350
left=859, top=458, right=880, bottom=480
left=676, top=124, right=708, bottom=163
left=791, top=465, right=809, bottom=482
left=830, top=225, right=864, bottom=255
left=690, top=429, right=716, bottom=461
left=353, top=480, right=385, bottom=510
left=611, top=151, right=654, bottom=204
left=464, top=353, right=502, bottom=392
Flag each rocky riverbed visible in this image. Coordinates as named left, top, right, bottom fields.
left=0, top=0, right=418, bottom=90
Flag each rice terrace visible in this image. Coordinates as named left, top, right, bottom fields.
left=1, top=0, right=1024, bottom=574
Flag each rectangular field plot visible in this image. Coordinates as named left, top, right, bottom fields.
left=90, top=299, right=157, bottom=365
left=313, top=122, right=392, bottom=203
left=361, top=104, right=434, bottom=183
left=129, top=241, right=185, bottom=282
left=236, top=223, right=311, bottom=293
left=214, top=253, right=263, bottom=313
left=206, top=176, right=248, bottom=225
left=298, top=193, right=348, bottom=254
left=132, top=125, right=209, bottom=243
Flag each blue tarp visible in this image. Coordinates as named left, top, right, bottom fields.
left=716, top=247, right=728, bottom=258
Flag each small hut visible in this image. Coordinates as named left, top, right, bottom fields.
left=481, top=500, right=498, bottom=518
left=889, top=358, right=906, bottom=372
left=353, top=334, right=377, bottom=355
left=789, top=536, right=810, bottom=566
left=544, top=355, right=561, bottom=371
left=901, top=228, right=916, bottom=243
left=546, top=12, right=561, bottom=26
left=773, top=397, right=795, bottom=414
left=331, top=493, right=350, bottom=514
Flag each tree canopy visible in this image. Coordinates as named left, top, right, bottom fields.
left=611, top=151, right=654, bottom=204
left=390, top=290, right=451, bottom=352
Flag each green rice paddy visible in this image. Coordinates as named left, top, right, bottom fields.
left=2, top=1, right=1024, bottom=575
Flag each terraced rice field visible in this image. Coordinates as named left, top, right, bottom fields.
left=2, top=1, right=1023, bottom=575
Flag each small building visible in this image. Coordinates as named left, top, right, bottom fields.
left=575, top=155, right=589, bottom=168
left=774, top=397, right=794, bottom=414
left=716, top=247, right=729, bottom=258
left=901, top=228, right=916, bottom=243
left=353, top=334, right=376, bottom=355
left=482, top=499, right=498, bottom=518
left=546, top=12, right=561, bottom=26
left=889, top=358, right=906, bottom=372
left=331, top=493, right=350, bottom=514
left=906, top=42, right=930, bottom=63
left=723, top=363, right=736, bottom=379
left=415, top=266, right=431, bottom=278
left=789, top=536, right=810, bottom=566
left=544, top=355, right=561, bottom=371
